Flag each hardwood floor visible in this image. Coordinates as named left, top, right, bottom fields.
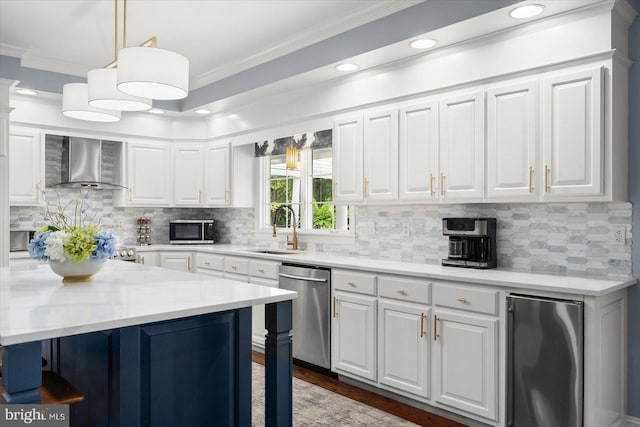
left=252, top=351, right=468, bottom=427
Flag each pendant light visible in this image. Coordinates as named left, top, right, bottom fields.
left=87, top=0, right=151, bottom=111
left=62, top=83, right=121, bottom=122
left=286, top=146, right=298, bottom=170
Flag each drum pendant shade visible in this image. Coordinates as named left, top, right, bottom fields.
left=117, top=47, right=189, bottom=100
left=88, top=68, right=152, bottom=111
left=62, top=83, right=121, bottom=122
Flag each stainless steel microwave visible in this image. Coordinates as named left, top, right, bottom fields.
left=169, top=220, right=215, bottom=244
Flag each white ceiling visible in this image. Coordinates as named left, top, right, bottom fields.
left=0, top=0, right=419, bottom=89
left=0, top=0, right=606, bottom=114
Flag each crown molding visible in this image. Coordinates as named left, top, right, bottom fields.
left=190, top=0, right=421, bottom=89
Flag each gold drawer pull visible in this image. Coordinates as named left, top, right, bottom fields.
left=429, top=174, right=435, bottom=197
left=420, top=313, right=425, bottom=338
left=544, top=165, right=550, bottom=192
left=258, top=268, right=265, bottom=273
left=204, top=261, right=210, bottom=266
left=456, top=298, right=466, bottom=303
left=529, top=166, right=534, bottom=193
left=333, top=296, right=337, bottom=317
left=231, top=265, right=237, bottom=270
left=434, top=315, right=439, bottom=341
left=397, top=290, right=407, bottom=295
left=347, top=281, right=355, bottom=287
left=440, top=173, right=445, bottom=196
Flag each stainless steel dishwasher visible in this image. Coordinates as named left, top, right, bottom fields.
left=507, top=294, right=584, bottom=427
left=278, top=264, right=331, bottom=369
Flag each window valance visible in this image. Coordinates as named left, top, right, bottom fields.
left=254, top=129, right=332, bottom=157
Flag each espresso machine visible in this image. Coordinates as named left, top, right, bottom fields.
left=442, top=218, right=497, bottom=269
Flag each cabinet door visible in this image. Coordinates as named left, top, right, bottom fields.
left=487, top=81, right=538, bottom=200
left=205, top=143, right=230, bottom=206
left=249, top=277, right=279, bottom=349
left=331, top=292, right=376, bottom=381
left=378, top=300, right=430, bottom=399
left=137, top=251, right=159, bottom=266
left=127, top=141, right=171, bottom=206
left=159, top=253, right=192, bottom=272
left=333, top=116, right=363, bottom=203
left=363, top=109, right=398, bottom=202
left=542, top=68, right=603, bottom=198
left=433, top=310, right=498, bottom=421
left=399, top=101, right=439, bottom=201
left=9, top=131, right=43, bottom=206
left=173, top=143, right=204, bottom=206
left=439, top=92, right=485, bottom=200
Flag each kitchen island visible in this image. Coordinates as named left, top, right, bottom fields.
left=0, top=261, right=297, bottom=427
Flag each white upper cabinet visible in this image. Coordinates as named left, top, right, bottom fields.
left=363, top=109, right=398, bottom=202
left=173, top=143, right=204, bottom=206
left=399, top=101, right=439, bottom=201
left=333, top=116, right=364, bottom=203
left=487, top=81, right=538, bottom=201
left=9, top=130, right=43, bottom=206
left=204, top=142, right=230, bottom=206
left=542, top=68, right=603, bottom=199
left=127, top=140, right=172, bottom=206
left=439, top=91, right=485, bottom=201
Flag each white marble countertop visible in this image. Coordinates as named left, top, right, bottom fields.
left=0, top=260, right=296, bottom=346
left=135, top=244, right=637, bottom=297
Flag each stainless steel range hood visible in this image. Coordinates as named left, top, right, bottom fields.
left=52, top=136, right=125, bottom=190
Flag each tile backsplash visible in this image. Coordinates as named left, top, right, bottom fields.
left=11, top=198, right=632, bottom=278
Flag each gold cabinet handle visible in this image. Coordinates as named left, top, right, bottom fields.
left=346, top=281, right=355, bottom=287
left=35, top=184, right=40, bottom=202
left=434, top=315, right=439, bottom=341
left=333, top=296, right=337, bottom=318
left=198, top=190, right=202, bottom=203
left=397, top=289, right=407, bottom=295
left=188, top=256, right=191, bottom=271
left=140, top=256, right=145, bottom=264
left=544, top=165, right=550, bottom=192
left=258, top=268, right=265, bottom=273
left=529, top=167, right=534, bottom=193
left=429, top=174, right=435, bottom=197
left=204, top=261, right=211, bottom=266
left=440, top=173, right=445, bottom=196
left=420, top=313, right=425, bottom=338
left=231, top=265, right=237, bottom=270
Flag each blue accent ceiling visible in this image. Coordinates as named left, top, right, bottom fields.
left=1, top=0, right=518, bottom=112
left=627, top=0, right=640, bottom=418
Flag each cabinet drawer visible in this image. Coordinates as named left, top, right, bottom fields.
left=378, top=275, right=431, bottom=304
left=224, top=256, right=250, bottom=275
left=250, top=259, right=280, bottom=280
left=195, top=253, right=225, bottom=271
left=433, top=283, right=499, bottom=316
left=333, top=270, right=377, bottom=296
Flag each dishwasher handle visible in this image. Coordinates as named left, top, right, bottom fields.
left=278, top=272, right=328, bottom=283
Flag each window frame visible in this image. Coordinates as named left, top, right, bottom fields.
left=256, top=148, right=354, bottom=238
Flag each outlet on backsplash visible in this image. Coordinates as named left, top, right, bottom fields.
left=611, top=225, right=626, bottom=246
left=368, top=222, right=376, bottom=235
left=401, top=223, right=410, bottom=237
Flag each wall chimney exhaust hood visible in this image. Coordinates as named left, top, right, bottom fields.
left=50, top=136, right=126, bottom=190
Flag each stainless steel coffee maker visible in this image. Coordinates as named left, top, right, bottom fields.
left=442, top=218, right=497, bottom=269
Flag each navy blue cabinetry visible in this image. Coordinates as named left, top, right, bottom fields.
left=55, top=308, right=252, bottom=427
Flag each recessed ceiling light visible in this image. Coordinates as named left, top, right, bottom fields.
left=509, top=4, right=545, bottom=19
left=195, top=109, right=211, bottom=114
left=409, top=38, right=437, bottom=49
left=15, top=88, right=38, bottom=96
left=148, top=108, right=165, bottom=114
left=336, top=63, right=359, bottom=72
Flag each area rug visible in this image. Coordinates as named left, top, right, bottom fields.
left=252, top=363, right=419, bottom=426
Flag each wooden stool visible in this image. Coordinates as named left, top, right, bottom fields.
left=0, top=352, right=84, bottom=405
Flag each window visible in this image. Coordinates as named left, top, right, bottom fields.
left=263, top=147, right=350, bottom=233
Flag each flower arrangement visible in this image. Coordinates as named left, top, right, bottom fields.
left=28, top=190, right=117, bottom=264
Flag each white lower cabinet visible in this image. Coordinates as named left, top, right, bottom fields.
left=378, top=300, right=430, bottom=399
left=432, top=309, right=498, bottom=421
left=136, top=251, right=159, bottom=266
left=332, top=291, right=377, bottom=382
left=194, top=253, right=225, bottom=277
left=159, top=252, right=193, bottom=272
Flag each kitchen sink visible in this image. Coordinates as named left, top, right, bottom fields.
left=245, top=249, right=299, bottom=255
